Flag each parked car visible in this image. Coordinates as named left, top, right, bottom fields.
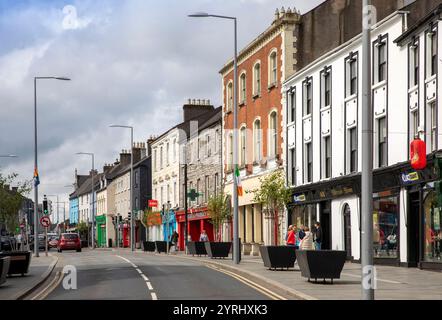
left=29, top=235, right=47, bottom=251
left=48, top=236, right=59, bottom=249
left=0, top=236, right=16, bottom=251
left=57, top=233, right=81, bottom=252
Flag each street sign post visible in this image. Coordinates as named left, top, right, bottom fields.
left=40, top=216, right=50, bottom=257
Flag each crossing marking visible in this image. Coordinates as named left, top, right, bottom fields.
left=151, top=292, right=158, bottom=300
left=141, top=274, right=149, bottom=282
left=146, top=282, right=153, bottom=290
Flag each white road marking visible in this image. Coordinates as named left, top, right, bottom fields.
left=341, top=272, right=402, bottom=284
left=116, top=255, right=157, bottom=299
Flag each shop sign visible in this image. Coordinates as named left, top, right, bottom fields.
left=293, top=194, right=306, bottom=203
left=401, top=172, right=420, bottom=184
left=188, top=211, right=208, bottom=220
left=147, top=212, right=162, bottom=226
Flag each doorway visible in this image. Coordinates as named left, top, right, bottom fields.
left=408, top=191, right=420, bottom=267
left=320, top=201, right=331, bottom=250
left=343, top=204, right=352, bottom=260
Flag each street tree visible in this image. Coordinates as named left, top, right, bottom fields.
left=249, top=169, right=291, bottom=246
left=207, top=191, right=231, bottom=242
left=0, top=171, right=31, bottom=234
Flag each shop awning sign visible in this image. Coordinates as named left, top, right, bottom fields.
left=401, top=171, right=419, bottom=184
left=293, top=194, right=306, bottom=203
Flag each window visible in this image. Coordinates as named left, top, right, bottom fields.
left=409, top=41, right=419, bottom=88
left=167, top=185, right=170, bottom=203
left=166, top=143, right=169, bottom=166
left=253, top=63, right=261, bottom=96
left=321, top=68, right=331, bottom=108
left=427, top=28, right=437, bottom=77
left=205, top=176, right=209, bottom=203
left=430, top=101, right=437, bottom=152
left=227, top=81, right=233, bottom=112
left=214, top=173, right=219, bottom=196
left=206, top=135, right=211, bottom=157
left=303, top=79, right=312, bottom=116
left=173, top=182, right=177, bottom=206
left=378, top=117, right=387, bottom=167
left=346, top=55, right=358, bottom=97
left=240, top=127, right=246, bottom=166
left=160, top=186, right=163, bottom=205
left=268, top=112, right=278, bottom=158
left=173, top=139, right=177, bottom=162
left=269, top=51, right=277, bottom=85
left=135, top=171, right=139, bottom=188
left=153, top=149, right=157, bottom=172
left=239, top=73, right=246, bottom=104
left=228, top=133, right=233, bottom=171
left=215, top=129, right=220, bottom=154
left=289, top=90, right=296, bottom=123
left=290, top=148, right=296, bottom=186
left=196, top=179, right=201, bottom=205
left=305, top=143, right=313, bottom=183
left=254, top=120, right=262, bottom=162
left=323, top=136, right=331, bottom=179
left=410, top=109, right=419, bottom=141
left=349, top=128, right=357, bottom=173
left=160, top=146, right=163, bottom=169
left=374, top=37, right=387, bottom=84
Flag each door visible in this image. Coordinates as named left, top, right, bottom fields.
left=408, top=191, right=420, bottom=267
left=343, top=204, right=352, bottom=260
left=320, top=201, right=331, bottom=250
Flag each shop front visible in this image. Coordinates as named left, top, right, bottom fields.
left=95, top=215, right=106, bottom=247
left=176, top=207, right=214, bottom=251
left=162, top=210, right=177, bottom=243
left=146, top=211, right=162, bottom=242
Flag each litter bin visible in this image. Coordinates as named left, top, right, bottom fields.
left=108, top=238, right=112, bottom=248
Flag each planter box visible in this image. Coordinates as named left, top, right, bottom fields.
left=155, top=241, right=168, bottom=253
left=0, top=257, right=10, bottom=286
left=259, top=246, right=297, bottom=270
left=296, top=250, right=347, bottom=283
left=186, top=242, right=207, bottom=256
left=204, top=242, right=231, bottom=259
left=242, top=243, right=252, bottom=256
left=142, top=241, right=156, bottom=252
left=0, top=251, right=32, bottom=276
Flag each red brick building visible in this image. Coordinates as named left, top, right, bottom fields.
left=220, top=7, right=301, bottom=253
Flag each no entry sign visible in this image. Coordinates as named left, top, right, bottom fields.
left=40, top=216, right=51, bottom=228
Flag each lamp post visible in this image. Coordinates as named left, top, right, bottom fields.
left=0, top=155, right=18, bottom=158
left=188, top=12, right=239, bottom=264
left=33, top=76, right=71, bottom=257
left=46, top=194, right=59, bottom=226
left=76, top=152, right=95, bottom=249
left=110, top=125, right=134, bottom=251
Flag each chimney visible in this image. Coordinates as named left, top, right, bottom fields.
left=89, top=169, right=98, bottom=176
left=103, top=163, right=113, bottom=173
left=132, top=142, right=142, bottom=163
left=183, top=98, right=215, bottom=122
left=120, top=149, right=131, bottom=166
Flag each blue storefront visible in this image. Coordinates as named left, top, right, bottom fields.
left=69, top=197, right=79, bottom=225
left=162, top=210, right=176, bottom=242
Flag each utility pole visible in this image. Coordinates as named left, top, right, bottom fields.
left=361, top=0, right=374, bottom=300
left=184, top=148, right=189, bottom=253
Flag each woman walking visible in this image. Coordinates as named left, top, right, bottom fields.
left=300, top=227, right=315, bottom=250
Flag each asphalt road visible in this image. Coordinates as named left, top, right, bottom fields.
left=45, top=249, right=270, bottom=300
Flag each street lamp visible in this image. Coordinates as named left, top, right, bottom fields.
left=46, top=194, right=59, bottom=226
left=0, top=155, right=18, bottom=158
left=188, top=12, right=240, bottom=264
left=76, top=152, right=95, bottom=249
left=109, top=124, right=134, bottom=251
left=33, top=76, right=71, bottom=258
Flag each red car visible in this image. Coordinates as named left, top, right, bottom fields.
left=57, top=233, right=82, bottom=252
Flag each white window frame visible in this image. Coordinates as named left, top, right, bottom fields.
left=226, top=81, right=233, bottom=112
left=253, top=61, right=261, bottom=97
left=268, top=49, right=278, bottom=87
left=253, top=119, right=262, bottom=163
left=239, top=71, right=246, bottom=105
left=268, top=111, right=278, bottom=159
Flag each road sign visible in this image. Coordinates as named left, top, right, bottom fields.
left=148, top=199, right=158, bottom=208
left=40, top=216, right=51, bottom=228
left=187, top=189, right=202, bottom=201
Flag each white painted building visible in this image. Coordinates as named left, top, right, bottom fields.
left=283, top=7, right=442, bottom=270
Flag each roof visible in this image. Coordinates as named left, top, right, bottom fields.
left=198, top=106, right=222, bottom=132
left=75, top=172, right=104, bottom=197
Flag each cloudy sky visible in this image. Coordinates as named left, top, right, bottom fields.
left=0, top=0, right=324, bottom=221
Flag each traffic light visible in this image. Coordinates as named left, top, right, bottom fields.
left=43, top=198, right=49, bottom=215
left=128, top=212, right=131, bottom=221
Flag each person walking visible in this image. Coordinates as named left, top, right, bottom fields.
left=199, top=230, right=209, bottom=242
left=285, top=225, right=293, bottom=242
left=300, top=227, right=315, bottom=250
left=298, top=225, right=306, bottom=241
left=286, top=226, right=296, bottom=247
left=171, top=231, right=179, bottom=252
left=314, top=222, right=323, bottom=250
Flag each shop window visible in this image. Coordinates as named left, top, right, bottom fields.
left=290, top=205, right=317, bottom=231
left=423, top=191, right=442, bottom=262
left=373, top=196, right=398, bottom=259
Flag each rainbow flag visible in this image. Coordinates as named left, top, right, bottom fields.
left=33, top=168, right=40, bottom=187
left=235, top=166, right=243, bottom=197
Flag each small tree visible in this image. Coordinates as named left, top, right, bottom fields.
left=77, top=221, right=89, bottom=241
left=207, top=192, right=231, bottom=242
left=249, top=169, right=291, bottom=246
left=0, top=171, right=31, bottom=234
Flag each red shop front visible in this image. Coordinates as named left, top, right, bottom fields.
left=176, top=207, right=214, bottom=251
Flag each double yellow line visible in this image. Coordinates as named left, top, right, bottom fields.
left=205, top=264, right=287, bottom=300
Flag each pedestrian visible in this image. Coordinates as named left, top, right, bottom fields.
left=285, top=225, right=293, bottom=242
left=314, top=222, right=323, bottom=250
left=300, top=227, right=315, bottom=250
left=298, top=225, right=306, bottom=241
left=286, top=226, right=296, bottom=248
left=199, top=230, right=209, bottom=242
left=171, top=231, right=179, bottom=252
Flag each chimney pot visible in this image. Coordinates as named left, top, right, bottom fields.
left=188, top=98, right=191, bottom=104
left=280, top=6, right=285, bottom=14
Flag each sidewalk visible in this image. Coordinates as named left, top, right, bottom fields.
left=135, top=249, right=442, bottom=300
left=0, top=254, right=58, bottom=300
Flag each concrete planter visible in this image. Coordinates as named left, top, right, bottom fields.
left=296, top=250, right=347, bottom=283
left=0, top=257, right=10, bottom=286
left=259, top=246, right=297, bottom=270
left=186, top=242, right=207, bottom=256
left=204, top=242, right=231, bottom=259
left=242, top=243, right=252, bottom=256
left=251, top=243, right=262, bottom=256
left=0, top=251, right=32, bottom=276
left=142, top=241, right=156, bottom=252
